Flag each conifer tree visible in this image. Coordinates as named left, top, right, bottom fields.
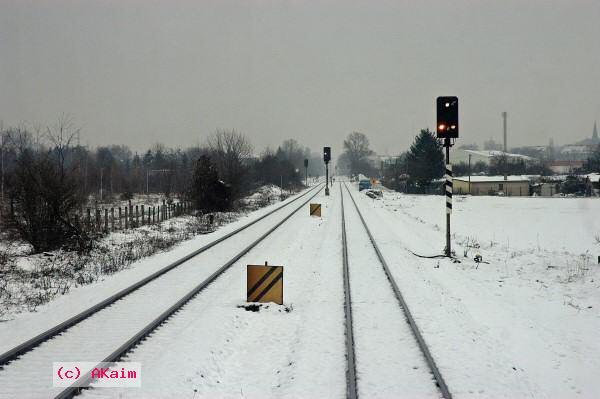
left=406, top=129, right=444, bottom=192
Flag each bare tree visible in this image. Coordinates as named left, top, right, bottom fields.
left=8, top=117, right=90, bottom=252
left=207, top=129, right=253, bottom=200
left=343, top=132, right=374, bottom=175
left=277, top=139, right=310, bottom=170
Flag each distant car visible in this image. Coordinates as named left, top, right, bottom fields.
left=358, top=179, right=371, bottom=191
left=365, top=189, right=383, bottom=199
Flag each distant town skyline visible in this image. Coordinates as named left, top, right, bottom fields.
left=1, top=0, right=599, bottom=155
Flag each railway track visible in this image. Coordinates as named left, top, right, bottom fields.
left=340, top=181, right=452, bottom=399
left=0, top=184, right=323, bottom=399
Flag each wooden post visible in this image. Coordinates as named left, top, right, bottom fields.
left=104, top=209, right=108, bottom=232
left=125, top=207, right=129, bottom=229
left=87, top=208, right=91, bottom=229
left=96, top=209, right=100, bottom=231
left=118, top=207, right=122, bottom=229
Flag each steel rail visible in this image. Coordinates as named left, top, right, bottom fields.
left=54, top=185, right=324, bottom=399
left=340, top=183, right=358, bottom=399
left=343, top=182, right=453, bottom=399
left=0, top=183, right=322, bottom=367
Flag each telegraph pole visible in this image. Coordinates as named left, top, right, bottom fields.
left=100, top=167, right=103, bottom=202
left=468, top=153, right=472, bottom=194
left=502, top=111, right=507, bottom=181
left=1, top=133, right=4, bottom=225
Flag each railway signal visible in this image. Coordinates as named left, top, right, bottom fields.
left=436, top=96, right=459, bottom=257
left=304, top=158, right=309, bottom=186
left=436, top=96, right=459, bottom=139
left=324, top=146, right=331, bottom=196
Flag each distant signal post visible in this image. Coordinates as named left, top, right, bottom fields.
left=324, top=146, right=331, bottom=196
left=304, top=158, right=309, bottom=186
left=436, top=96, right=459, bottom=257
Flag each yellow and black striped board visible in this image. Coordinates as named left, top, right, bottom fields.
left=309, top=203, right=321, bottom=217
left=247, top=265, right=284, bottom=305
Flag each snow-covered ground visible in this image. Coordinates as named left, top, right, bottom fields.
left=0, top=185, right=299, bottom=319
left=79, top=188, right=347, bottom=399
left=0, top=186, right=310, bottom=355
left=2, top=181, right=599, bottom=398
left=350, top=187, right=600, bottom=398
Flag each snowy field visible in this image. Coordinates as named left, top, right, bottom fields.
left=2, top=183, right=599, bottom=398
left=353, top=188, right=600, bottom=398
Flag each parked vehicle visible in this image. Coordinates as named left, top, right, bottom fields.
left=358, top=177, right=371, bottom=191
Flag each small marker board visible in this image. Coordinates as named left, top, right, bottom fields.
left=247, top=264, right=284, bottom=305
left=309, top=203, right=321, bottom=217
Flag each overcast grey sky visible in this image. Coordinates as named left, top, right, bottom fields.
left=1, top=0, right=599, bottom=155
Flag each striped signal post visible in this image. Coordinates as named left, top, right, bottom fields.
left=437, top=96, right=459, bottom=257
left=445, top=163, right=452, bottom=256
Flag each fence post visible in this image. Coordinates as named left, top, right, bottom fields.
left=111, top=208, right=114, bottom=231
left=87, top=208, right=91, bottom=229
left=104, top=209, right=108, bottom=232
left=118, top=207, right=122, bottom=230
left=125, top=207, right=129, bottom=229
left=96, top=209, right=100, bottom=231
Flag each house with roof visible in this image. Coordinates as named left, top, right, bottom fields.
left=453, top=175, right=530, bottom=196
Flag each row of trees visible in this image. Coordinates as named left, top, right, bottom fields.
left=0, top=119, right=322, bottom=252
left=337, top=130, right=446, bottom=194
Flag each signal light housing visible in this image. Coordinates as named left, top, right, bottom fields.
left=436, top=96, right=459, bottom=139
left=323, top=146, right=331, bottom=163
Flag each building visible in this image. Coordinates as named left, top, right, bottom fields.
left=452, top=149, right=537, bottom=166
left=547, top=160, right=585, bottom=174
left=575, top=121, right=599, bottom=146
left=454, top=175, right=530, bottom=196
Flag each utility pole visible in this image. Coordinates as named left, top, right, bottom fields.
left=502, top=111, right=507, bottom=181
left=100, top=167, right=103, bottom=202
left=1, top=133, right=4, bottom=225
left=147, top=169, right=172, bottom=195
left=468, top=153, right=472, bottom=194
